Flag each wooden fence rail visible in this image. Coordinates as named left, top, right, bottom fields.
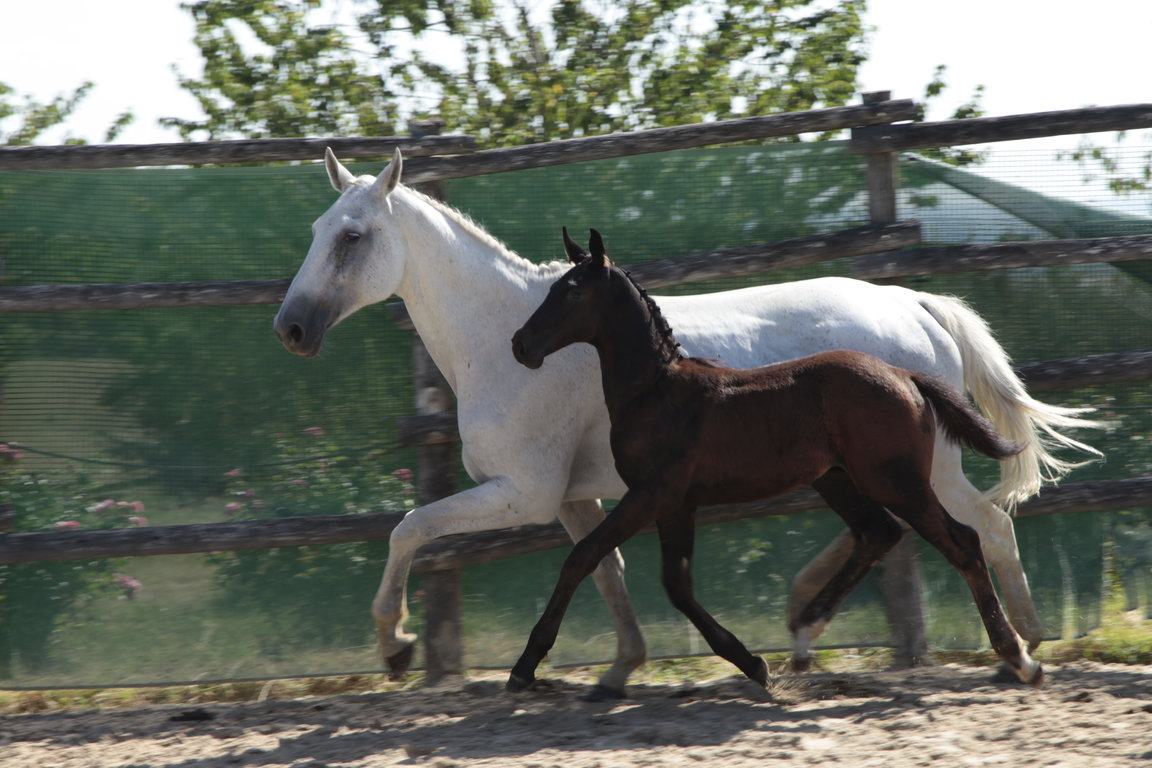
left=0, top=100, right=917, bottom=173
left=0, top=221, right=921, bottom=313
left=849, top=103, right=1152, bottom=153
left=0, top=135, right=477, bottom=171
left=852, top=233, right=1152, bottom=281
left=5, top=476, right=1152, bottom=567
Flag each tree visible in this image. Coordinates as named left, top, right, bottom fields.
left=0, top=81, right=133, bottom=146
left=163, top=0, right=402, bottom=140
left=167, top=0, right=868, bottom=144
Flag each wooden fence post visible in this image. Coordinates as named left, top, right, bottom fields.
left=407, top=119, right=464, bottom=683
left=859, top=91, right=933, bottom=667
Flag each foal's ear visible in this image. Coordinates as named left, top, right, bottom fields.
left=562, top=226, right=589, bottom=264
left=372, top=148, right=403, bottom=198
left=588, top=228, right=610, bottom=269
left=325, top=147, right=357, bottom=193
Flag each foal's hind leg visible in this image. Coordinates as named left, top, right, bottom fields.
left=790, top=470, right=904, bottom=672
left=556, top=499, right=647, bottom=700
left=888, top=489, right=1043, bottom=687
left=656, top=506, right=767, bottom=686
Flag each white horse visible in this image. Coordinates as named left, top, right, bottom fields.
left=273, top=149, right=1099, bottom=699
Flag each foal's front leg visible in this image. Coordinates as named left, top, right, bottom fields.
left=656, top=506, right=768, bottom=686
left=507, top=491, right=662, bottom=693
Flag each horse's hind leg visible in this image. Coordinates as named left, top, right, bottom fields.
left=888, top=488, right=1043, bottom=687
left=656, top=506, right=767, bottom=686
left=556, top=499, right=647, bottom=700
left=790, top=469, right=903, bottom=672
left=931, top=442, right=1043, bottom=650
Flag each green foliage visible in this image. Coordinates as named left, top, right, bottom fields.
left=0, top=80, right=133, bottom=146
left=1057, top=132, right=1152, bottom=199
left=165, top=1, right=401, bottom=140
left=914, top=64, right=988, bottom=167
left=167, top=0, right=868, bottom=144
left=206, top=428, right=416, bottom=656
left=0, top=454, right=140, bottom=678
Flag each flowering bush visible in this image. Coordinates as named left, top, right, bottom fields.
left=207, top=428, right=418, bottom=655
left=0, top=453, right=144, bottom=677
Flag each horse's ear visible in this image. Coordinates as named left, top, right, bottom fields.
left=373, top=147, right=403, bottom=198
left=562, top=226, right=588, bottom=264
left=588, top=228, right=610, bottom=269
left=325, top=147, right=357, bottom=193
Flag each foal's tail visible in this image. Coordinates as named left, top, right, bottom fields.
left=912, top=374, right=1024, bottom=462
left=915, top=292, right=1103, bottom=511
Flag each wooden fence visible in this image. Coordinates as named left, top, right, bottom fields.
left=2, top=94, right=1152, bottom=678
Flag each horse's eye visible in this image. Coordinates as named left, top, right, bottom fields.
left=343, top=231, right=361, bottom=244
left=565, top=288, right=582, bottom=303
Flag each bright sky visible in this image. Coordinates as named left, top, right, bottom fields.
left=0, top=1, right=1149, bottom=150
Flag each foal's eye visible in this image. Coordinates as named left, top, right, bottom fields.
left=565, top=288, right=582, bottom=303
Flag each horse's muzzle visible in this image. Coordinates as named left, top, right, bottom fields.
left=274, top=299, right=333, bottom=358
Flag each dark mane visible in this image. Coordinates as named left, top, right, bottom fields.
left=618, top=266, right=684, bottom=365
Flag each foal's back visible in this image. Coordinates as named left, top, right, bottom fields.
left=626, top=349, right=936, bottom=507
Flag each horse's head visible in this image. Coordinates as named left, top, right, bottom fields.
left=274, top=148, right=409, bottom=358
left=511, top=227, right=612, bottom=369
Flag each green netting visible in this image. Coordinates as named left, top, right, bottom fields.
left=1, top=142, right=1150, bottom=687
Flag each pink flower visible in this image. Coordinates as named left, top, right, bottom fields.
left=128, top=516, right=148, bottom=527
left=113, top=573, right=141, bottom=599
left=0, top=444, right=22, bottom=461
left=224, top=502, right=246, bottom=516
left=92, top=499, right=117, bottom=513
left=54, top=520, right=81, bottom=530
left=393, top=468, right=413, bottom=482
left=129, top=501, right=145, bottom=514
left=224, top=468, right=241, bottom=477
left=303, top=426, right=325, bottom=437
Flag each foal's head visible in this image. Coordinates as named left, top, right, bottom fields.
left=511, top=227, right=681, bottom=370
left=511, top=227, right=613, bottom=370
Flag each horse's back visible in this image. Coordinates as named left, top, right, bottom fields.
left=656, top=276, right=963, bottom=387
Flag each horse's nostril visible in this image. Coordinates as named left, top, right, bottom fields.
left=288, top=323, right=305, bottom=345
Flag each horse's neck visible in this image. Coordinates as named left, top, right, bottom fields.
left=593, top=277, right=680, bottom=416
left=390, top=188, right=553, bottom=390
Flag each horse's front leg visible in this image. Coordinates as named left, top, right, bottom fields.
left=507, top=491, right=660, bottom=693
left=372, top=475, right=555, bottom=679
left=555, top=499, right=647, bottom=701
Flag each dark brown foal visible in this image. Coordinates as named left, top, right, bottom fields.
left=508, top=227, right=1043, bottom=696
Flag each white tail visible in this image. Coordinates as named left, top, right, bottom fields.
left=917, top=293, right=1104, bottom=511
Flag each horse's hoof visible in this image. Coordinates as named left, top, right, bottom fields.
left=505, top=674, right=534, bottom=693
left=988, top=662, right=1027, bottom=686
left=582, top=684, right=626, bottom=702
left=386, top=644, right=415, bottom=681
left=1028, top=663, right=1045, bottom=690
left=791, top=656, right=812, bottom=674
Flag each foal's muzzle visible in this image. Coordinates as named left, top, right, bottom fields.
left=511, top=328, right=543, bottom=369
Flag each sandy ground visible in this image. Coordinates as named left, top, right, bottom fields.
left=2, top=660, right=1150, bottom=767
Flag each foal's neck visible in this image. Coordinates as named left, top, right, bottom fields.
left=592, top=270, right=683, bottom=413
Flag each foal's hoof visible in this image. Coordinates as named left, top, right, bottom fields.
left=582, top=684, right=626, bottom=702
left=791, top=656, right=813, bottom=674
left=749, top=657, right=769, bottom=688
left=386, top=644, right=415, bottom=681
left=505, top=674, right=534, bottom=693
